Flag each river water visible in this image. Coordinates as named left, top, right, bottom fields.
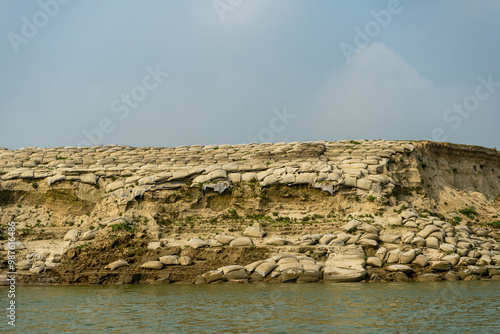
left=1, top=281, right=499, bottom=333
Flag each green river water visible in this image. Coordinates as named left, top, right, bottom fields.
left=1, top=281, right=499, bottom=333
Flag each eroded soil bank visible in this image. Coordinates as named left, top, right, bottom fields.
left=1, top=140, right=499, bottom=285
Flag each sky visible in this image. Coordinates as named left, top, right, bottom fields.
left=1, top=0, right=499, bottom=150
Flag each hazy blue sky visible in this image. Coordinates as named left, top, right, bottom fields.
left=1, top=0, right=499, bottom=149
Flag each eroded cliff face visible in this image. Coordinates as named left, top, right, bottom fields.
left=391, top=141, right=500, bottom=220
left=0, top=140, right=499, bottom=284
left=412, top=141, right=500, bottom=198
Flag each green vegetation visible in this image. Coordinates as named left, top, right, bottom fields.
left=275, top=216, right=291, bottom=223
left=459, top=206, right=477, bottom=219
left=74, top=243, right=88, bottom=250
left=227, top=209, right=238, bottom=218
left=366, top=195, right=376, bottom=202
left=246, top=214, right=265, bottom=220
left=110, top=223, right=135, bottom=233
left=487, top=221, right=500, bottom=229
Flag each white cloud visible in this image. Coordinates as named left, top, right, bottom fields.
left=308, top=42, right=463, bottom=141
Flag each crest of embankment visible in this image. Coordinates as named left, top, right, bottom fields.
left=1, top=140, right=499, bottom=216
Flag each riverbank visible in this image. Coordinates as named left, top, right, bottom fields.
left=1, top=140, right=499, bottom=285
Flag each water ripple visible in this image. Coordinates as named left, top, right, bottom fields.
left=1, top=281, right=499, bottom=333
